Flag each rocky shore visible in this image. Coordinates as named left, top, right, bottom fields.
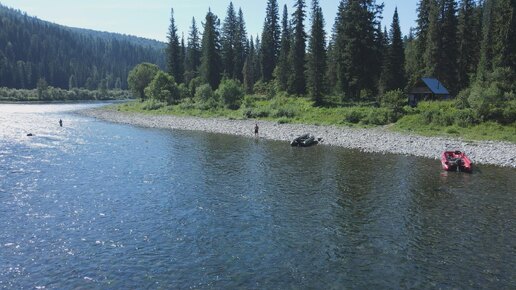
left=80, top=108, right=516, bottom=168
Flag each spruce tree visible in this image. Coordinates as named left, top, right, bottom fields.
left=186, top=17, right=201, bottom=85
left=404, top=29, right=420, bottom=89
left=423, top=0, right=440, bottom=78
left=492, top=0, right=516, bottom=70
left=307, top=0, right=327, bottom=105
left=180, top=34, right=186, bottom=84
left=332, top=0, right=346, bottom=94
left=439, top=0, right=459, bottom=94
left=166, top=8, right=183, bottom=83
left=477, top=0, right=495, bottom=79
left=288, top=0, right=307, bottom=95
left=200, top=10, right=222, bottom=89
left=234, top=8, right=248, bottom=82
left=221, top=2, right=237, bottom=79
left=335, top=0, right=383, bottom=100
left=414, top=0, right=432, bottom=84
left=381, top=8, right=406, bottom=93
left=260, top=0, right=281, bottom=82
left=457, top=0, right=480, bottom=90
left=275, top=5, right=291, bottom=92
left=243, top=38, right=256, bottom=93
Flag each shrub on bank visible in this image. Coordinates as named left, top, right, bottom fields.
left=216, top=79, right=244, bottom=109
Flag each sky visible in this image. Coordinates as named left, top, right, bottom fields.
left=1, top=0, right=418, bottom=42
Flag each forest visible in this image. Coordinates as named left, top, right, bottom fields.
left=0, top=4, right=166, bottom=90
left=124, top=0, right=515, bottom=140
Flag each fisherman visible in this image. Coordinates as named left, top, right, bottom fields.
left=254, top=123, right=259, bottom=136
left=59, top=119, right=63, bottom=127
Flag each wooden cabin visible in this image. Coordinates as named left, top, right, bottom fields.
left=408, top=78, right=451, bottom=107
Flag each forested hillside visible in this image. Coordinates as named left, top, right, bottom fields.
left=0, top=4, right=166, bottom=90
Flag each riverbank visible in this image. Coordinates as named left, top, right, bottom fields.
left=80, top=107, right=516, bottom=168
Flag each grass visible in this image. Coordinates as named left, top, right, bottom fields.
left=113, top=97, right=516, bottom=143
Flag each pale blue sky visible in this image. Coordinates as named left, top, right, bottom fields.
left=1, top=0, right=417, bottom=42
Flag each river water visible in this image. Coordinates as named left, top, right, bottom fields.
left=0, top=103, right=514, bottom=289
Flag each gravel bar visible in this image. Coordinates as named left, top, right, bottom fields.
left=80, top=108, right=516, bottom=168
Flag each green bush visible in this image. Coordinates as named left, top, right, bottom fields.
left=178, top=83, right=191, bottom=99
left=141, top=99, right=166, bottom=110
left=253, top=80, right=269, bottom=95
left=468, top=67, right=515, bottom=122
left=502, top=99, right=516, bottom=124
left=343, top=109, right=367, bottom=124
left=272, top=107, right=296, bottom=118
left=216, top=79, right=244, bottom=109
left=144, top=71, right=180, bottom=104
left=454, top=108, right=478, bottom=127
left=243, top=108, right=270, bottom=118
left=364, top=108, right=390, bottom=125
left=195, top=83, right=215, bottom=102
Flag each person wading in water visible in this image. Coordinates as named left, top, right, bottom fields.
left=59, top=119, right=63, bottom=127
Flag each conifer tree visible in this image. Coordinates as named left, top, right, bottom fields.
left=234, top=8, right=248, bottom=82
left=413, top=0, right=432, bottom=85
left=200, top=10, right=222, bottom=89
left=243, top=38, right=256, bottom=93
left=166, top=8, right=183, bottom=83
left=404, top=29, right=419, bottom=89
left=331, top=0, right=346, bottom=94
left=221, top=2, right=237, bottom=79
left=288, top=0, right=307, bottom=95
left=254, top=36, right=262, bottom=82
left=380, top=8, right=406, bottom=93
left=492, top=0, right=516, bottom=70
left=180, top=34, right=186, bottom=83
left=275, top=5, right=291, bottom=92
left=307, top=0, right=327, bottom=105
left=438, top=0, right=459, bottom=94
left=423, top=0, right=440, bottom=78
left=477, top=0, right=495, bottom=79
left=260, top=0, right=281, bottom=82
left=457, top=0, right=480, bottom=90
left=335, top=0, right=383, bottom=100
left=186, top=17, right=201, bottom=84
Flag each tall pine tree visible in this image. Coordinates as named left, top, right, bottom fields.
left=186, top=17, right=201, bottom=85
left=233, top=8, right=248, bottom=82
left=412, top=0, right=433, bottom=86
left=492, top=0, right=516, bottom=70
left=457, top=0, right=480, bottom=91
left=221, top=2, right=237, bottom=79
left=423, top=0, right=440, bottom=78
left=260, top=0, right=281, bottom=82
left=439, top=0, right=459, bottom=94
left=288, top=0, right=307, bottom=95
left=243, top=37, right=256, bottom=93
left=200, top=10, right=222, bottom=89
left=275, top=5, right=291, bottom=92
left=380, top=7, right=406, bottom=93
left=166, top=8, right=183, bottom=83
left=335, top=0, right=383, bottom=100
left=307, top=0, right=327, bottom=105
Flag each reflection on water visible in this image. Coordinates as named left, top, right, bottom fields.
left=0, top=103, right=515, bottom=289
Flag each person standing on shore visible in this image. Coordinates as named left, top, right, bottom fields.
left=254, top=123, right=259, bottom=136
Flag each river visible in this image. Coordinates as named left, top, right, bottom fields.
left=0, top=103, right=514, bottom=289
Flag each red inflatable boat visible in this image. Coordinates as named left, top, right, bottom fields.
left=441, top=150, right=472, bottom=172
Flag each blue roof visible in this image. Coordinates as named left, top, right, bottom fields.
left=422, top=78, right=449, bottom=95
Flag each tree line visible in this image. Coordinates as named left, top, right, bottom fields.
left=0, top=4, right=166, bottom=90
left=131, top=0, right=512, bottom=125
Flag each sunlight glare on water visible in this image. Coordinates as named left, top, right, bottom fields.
left=0, top=103, right=515, bottom=289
